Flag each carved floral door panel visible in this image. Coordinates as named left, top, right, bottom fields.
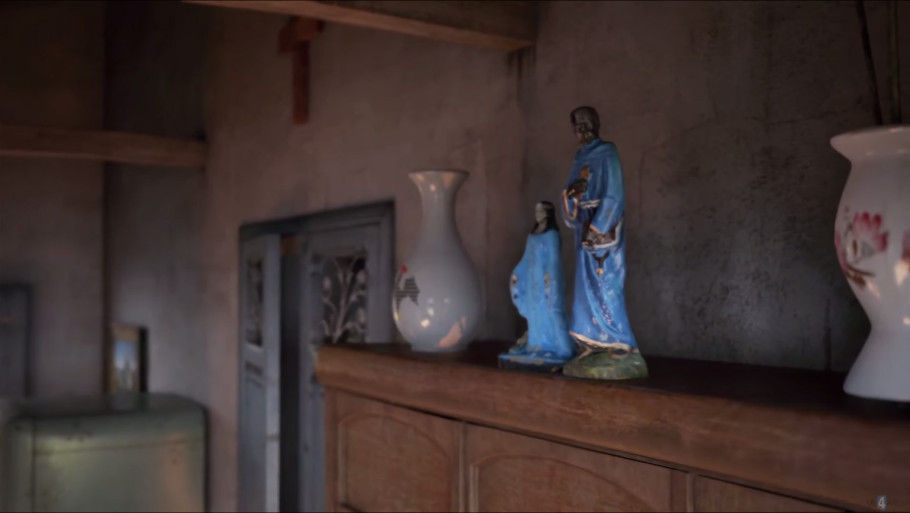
left=303, top=222, right=391, bottom=347
left=298, top=207, right=394, bottom=512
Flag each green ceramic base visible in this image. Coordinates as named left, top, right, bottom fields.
left=562, top=348, right=649, bottom=380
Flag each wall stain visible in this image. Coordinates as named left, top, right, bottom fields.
left=507, top=46, right=536, bottom=101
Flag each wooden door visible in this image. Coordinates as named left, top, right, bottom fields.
left=238, top=235, right=282, bottom=512
left=692, top=476, right=841, bottom=512
left=298, top=211, right=394, bottom=512
left=465, top=424, right=673, bottom=512
left=325, top=391, right=461, bottom=512
left=0, top=284, right=30, bottom=399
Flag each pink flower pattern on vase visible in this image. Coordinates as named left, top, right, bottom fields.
left=835, top=210, right=889, bottom=288
left=830, top=125, right=910, bottom=402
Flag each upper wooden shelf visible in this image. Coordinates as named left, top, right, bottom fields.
left=0, top=124, right=207, bottom=169
left=316, top=341, right=910, bottom=511
left=185, top=0, right=536, bottom=52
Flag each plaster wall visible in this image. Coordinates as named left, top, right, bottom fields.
left=0, top=1, right=104, bottom=397
left=521, top=0, right=904, bottom=370
left=106, top=1, right=910, bottom=510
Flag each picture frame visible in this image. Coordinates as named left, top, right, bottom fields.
left=105, top=324, right=147, bottom=394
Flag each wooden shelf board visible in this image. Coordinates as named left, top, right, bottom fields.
left=185, top=0, right=536, bottom=52
left=316, top=342, right=910, bottom=511
left=0, top=124, right=207, bottom=168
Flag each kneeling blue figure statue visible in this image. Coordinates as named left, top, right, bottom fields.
left=499, top=201, right=576, bottom=372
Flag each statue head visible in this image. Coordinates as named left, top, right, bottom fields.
left=532, top=201, right=557, bottom=234
left=570, top=106, right=600, bottom=144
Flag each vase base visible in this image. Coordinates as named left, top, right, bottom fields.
left=498, top=353, right=571, bottom=373
left=562, top=348, right=649, bottom=380
left=843, top=331, right=910, bottom=403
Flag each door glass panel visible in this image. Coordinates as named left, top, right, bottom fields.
left=317, top=253, right=368, bottom=344
left=245, top=255, right=265, bottom=347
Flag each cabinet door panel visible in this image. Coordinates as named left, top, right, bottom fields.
left=693, top=476, right=841, bottom=512
left=327, top=391, right=460, bottom=512
left=466, top=424, right=672, bottom=512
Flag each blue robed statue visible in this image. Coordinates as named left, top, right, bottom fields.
left=559, top=106, right=648, bottom=380
left=499, top=202, right=576, bottom=372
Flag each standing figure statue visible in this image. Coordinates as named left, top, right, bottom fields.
left=559, top=106, right=648, bottom=380
left=500, top=201, right=576, bottom=373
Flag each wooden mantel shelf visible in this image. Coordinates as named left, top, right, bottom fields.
left=0, top=123, right=207, bottom=168
left=185, top=1, right=536, bottom=52
left=316, top=342, right=910, bottom=511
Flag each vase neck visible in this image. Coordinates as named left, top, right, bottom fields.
left=410, top=171, right=466, bottom=245
left=831, top=125, right=910, bottom=162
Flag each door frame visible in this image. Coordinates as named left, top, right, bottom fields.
left=237, top=200, right=395, bottom=512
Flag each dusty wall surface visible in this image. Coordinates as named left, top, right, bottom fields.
left=520, top=0, right=908, bottom=371
left=106, top=3, right=524, bottom=509
left=202, top=10, right=525, bottom=509
left=104, top=0, right=209, bottom=419
left=105, top=1, right=910, bottom=510
left=0, top=1, right=104, bottom=397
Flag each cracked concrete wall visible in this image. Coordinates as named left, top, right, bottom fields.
left=0, top=1, right=104, bottom=397
left=105, top=1, right=910, bottom=510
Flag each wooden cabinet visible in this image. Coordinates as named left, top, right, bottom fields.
left=325, top=392, right=461, bottom=512
left=465, top=425, right=672, bottom=512
left=692, top=477, right=841, bottom=512
left=317, top=344, right=910, bottom=513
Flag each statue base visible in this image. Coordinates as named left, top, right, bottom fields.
left=562, top=348, right=649, bottom=380
left=498, top=353, right=570, bottom=374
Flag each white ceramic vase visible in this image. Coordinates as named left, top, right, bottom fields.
left=392, top=170, right=484, bottom=352
left=831, top=126, right=910, bottom=402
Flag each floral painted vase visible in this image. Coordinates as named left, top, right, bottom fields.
left=392, top=170, right=484, bottom=352
left=831, top=126, right=910, bottom=402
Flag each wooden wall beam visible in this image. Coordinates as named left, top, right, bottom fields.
left=279, top=17, right=324, bottom=125
left=0, top=124, right=207, bottom=168
left=185, top=1, right=536, bottom=52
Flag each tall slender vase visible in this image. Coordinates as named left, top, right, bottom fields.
left=392, top=170, right=484, bottom=352
left=831, top=126, right=910, bottom=402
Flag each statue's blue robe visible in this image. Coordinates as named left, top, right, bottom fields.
left=509, top=227, right=574, bottom=360
left=560, top=138, right=638, bottom=351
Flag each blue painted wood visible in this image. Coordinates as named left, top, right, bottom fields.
left=298, top=203, right=394, bottom=512
left=238, top=235, right=282, bottom=512
left=238, top=201, right=394, bottom=513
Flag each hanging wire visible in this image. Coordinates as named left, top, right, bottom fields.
left=857, top=0, right=884, bottom=125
